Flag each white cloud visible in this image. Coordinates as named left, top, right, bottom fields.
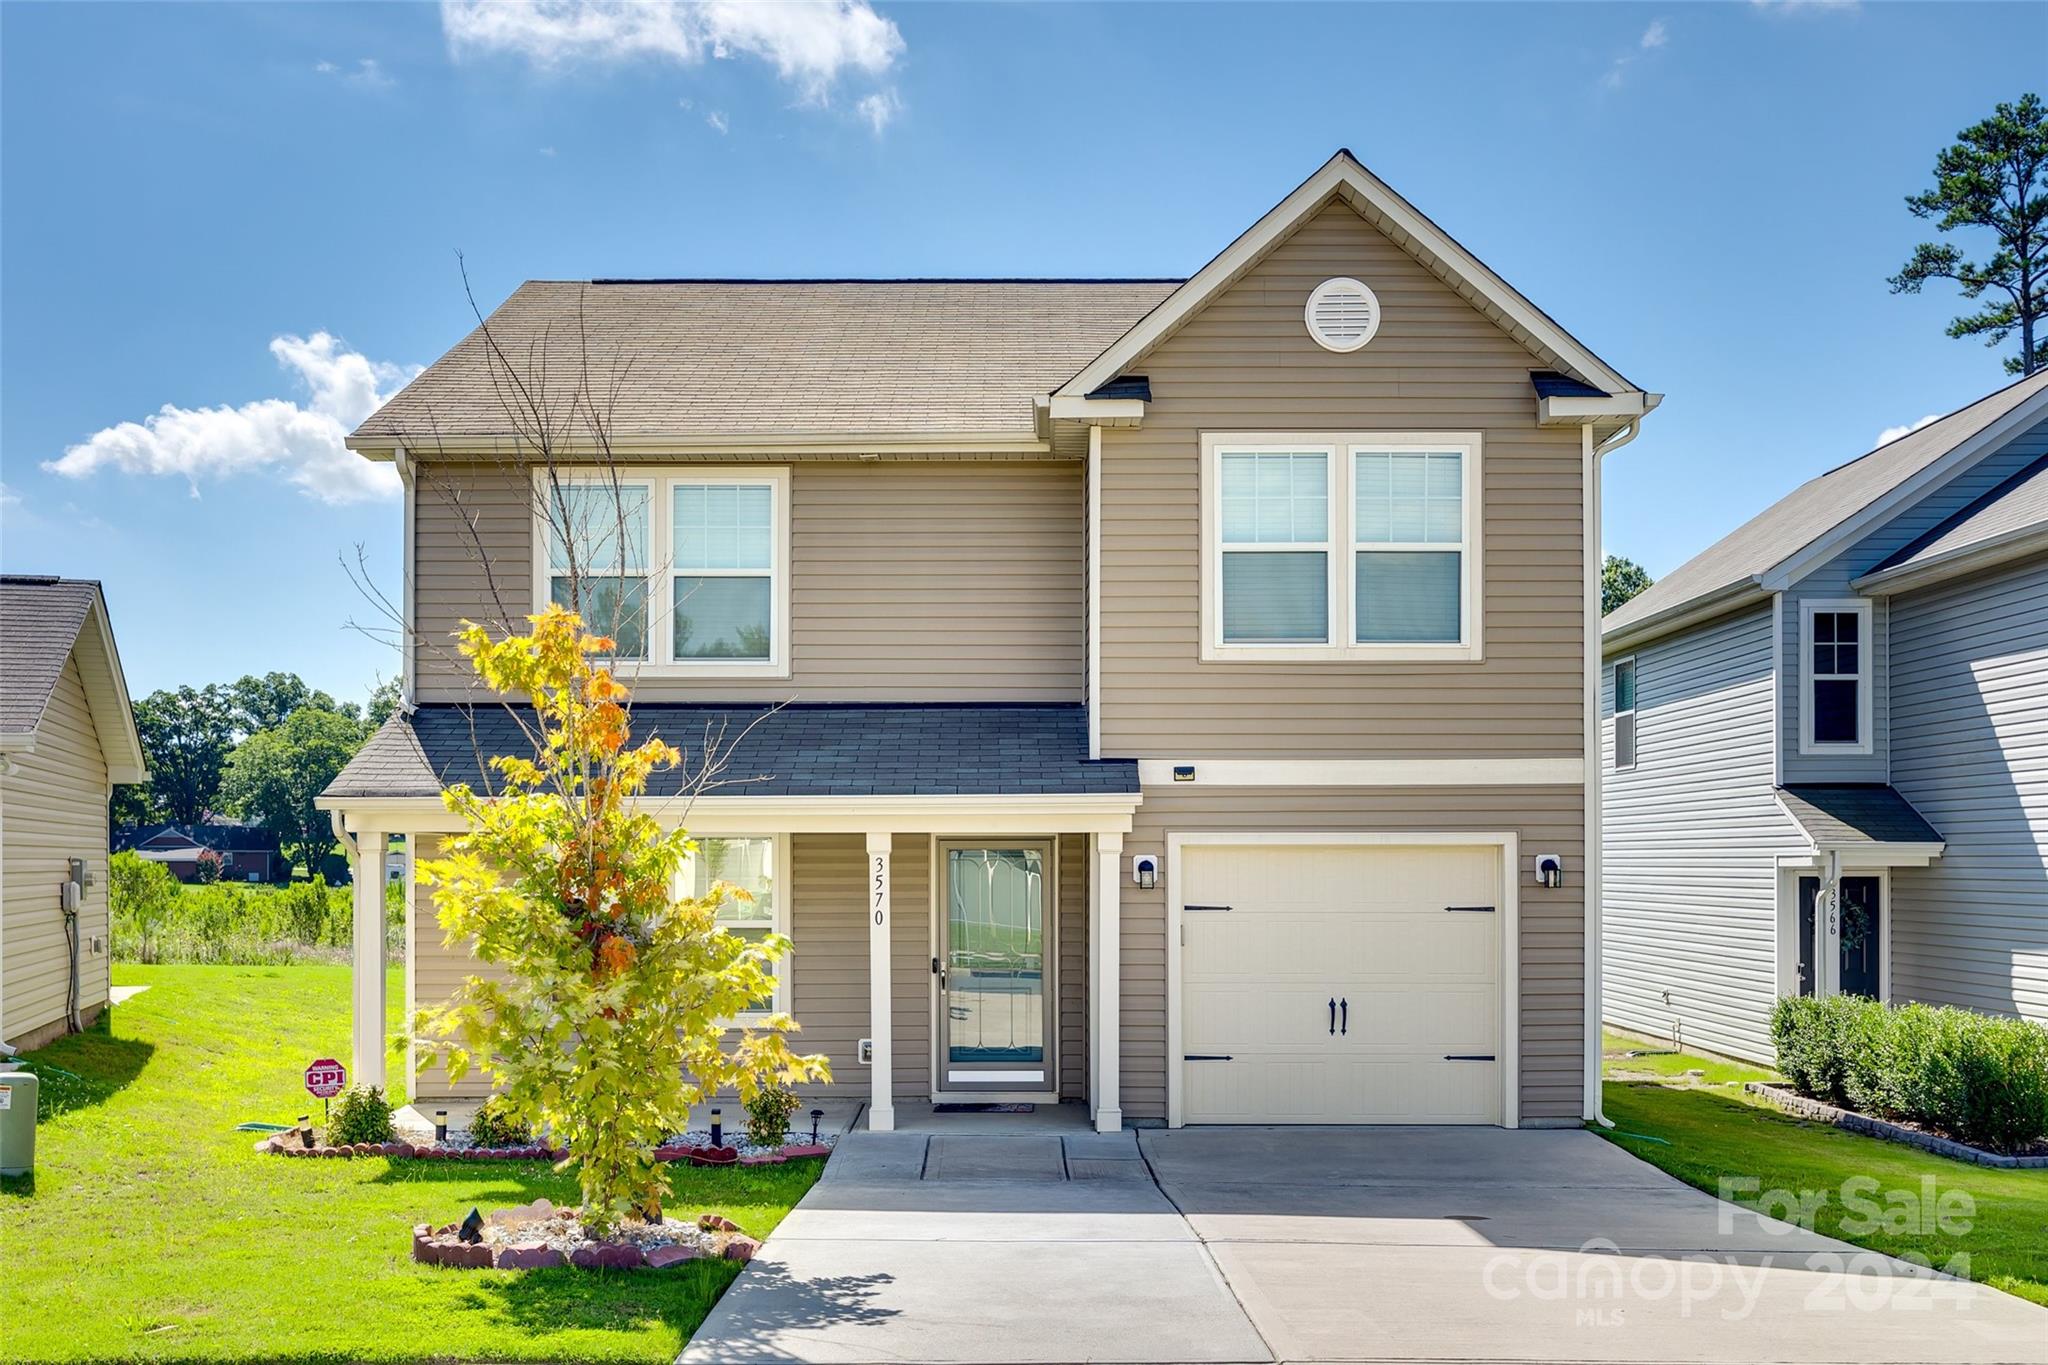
left=705, top=109, right=729, bottom=134
left=0, top=482, right=19, bottom=510
left=1604, top=19, right=1670, bottom=87
left=855, top=89, right=899, bottom=134
left=317, top=57, right=397, bottom=90
left=539, top=144, right=558, bottom=156
left=1875, top=414, right=1941, bottom=447
left=442, top=0, right=901, bottom=95
left=44, top=334, right=417, bottom=505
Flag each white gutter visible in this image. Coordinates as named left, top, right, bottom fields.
left=1584, top=420, right=1626, bottom=1129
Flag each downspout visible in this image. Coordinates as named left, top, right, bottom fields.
left=1086, top=423, right=1102, bottom=761
left=1582, top=420, right=1630, bottom=1128
left=329, top=809, right=358, bottom=860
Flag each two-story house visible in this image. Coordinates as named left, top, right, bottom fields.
left=1601, top=370, right=2048, bottom=1064
left=319, top=151, right=1658, bottom=1131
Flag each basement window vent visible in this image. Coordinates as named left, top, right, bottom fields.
left=1304, top=277, right=1381, bottom=353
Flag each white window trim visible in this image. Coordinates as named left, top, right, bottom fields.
left=530, top=465, right=792, bottom=679
left=1797, top=597, right=1873, bottom=757
left=1199, top=431, right=1483, bottom=662
left=1611, top=654, right=1638, bottom=772
left=678, top=832, right=791, bottom=1024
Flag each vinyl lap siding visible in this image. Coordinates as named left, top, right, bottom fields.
left=413, top=460, right=1083, bottom=704
left=0, top=656, right=110, bottom=1044
left=1098, top=202, right=1586, bottom=759
left=1602, top=607, right=1803, bottom=1063
left=1779, top=419, right=2048, bottom=785
left=1887, top=555, right=2048, bottom=1022
left=1128, top=785, right=1585, bottom=1124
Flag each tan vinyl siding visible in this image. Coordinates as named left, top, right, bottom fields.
left=413, top=460, right=1083, bottom=704
left=1, top=655, right=111, bottom=1044
left=408, top=834, right=510, bottom=1102
left=1124, top=785, right=1586, bottom=1124
left=411, top=830, right=1085, bottom=1104
left=1099, top=201, right=1587, bottom=758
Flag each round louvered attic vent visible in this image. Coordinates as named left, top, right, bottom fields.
left=1304, top=277, right=1381, bottom=353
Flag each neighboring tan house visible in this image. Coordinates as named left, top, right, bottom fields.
left=1, top=576, right=147, bottom=1051
left=319, top=151, right=1659, bottom=1131
left=115, top=821, right=285, bottom=883
left=1601, top=370, right=2048, bottom=1064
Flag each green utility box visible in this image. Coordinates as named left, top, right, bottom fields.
left=0, top=1068, right=37, bottom=1177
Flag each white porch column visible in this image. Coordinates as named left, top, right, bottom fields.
left=866, top=832, right=895, bottom=1133
left=351, top=827, right=387, bottom=1090
left=1818, top=848, right=1843, bottom=998
left=1092, top=832, right=1124, bottom=1133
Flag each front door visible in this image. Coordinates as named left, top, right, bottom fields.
left=1797, top=875, right=1882, bottom=999
left=938, top=842, right=1054, bottom=1091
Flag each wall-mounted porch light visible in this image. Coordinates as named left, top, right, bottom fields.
left=1132, top=854, right=1160, bottom=892
left=1534, top=854, right=1564, bottom=890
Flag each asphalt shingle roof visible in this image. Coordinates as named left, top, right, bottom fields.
left=0, top=575, right=99, bottom=735
left=352, top=280, right=1182, bottom=445
left=1606, top=369, right=2048, bottom=636
left=1530, top=370, right=1609, bottom=400
left=1873, top=453, right=2048, bottom=575
left=1777, top=784, right=1942, bottom=848
left=323, top=703, right=1138, bottom=801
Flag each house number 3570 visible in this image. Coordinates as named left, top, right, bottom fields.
left=872, top=856, right=887, bottom=924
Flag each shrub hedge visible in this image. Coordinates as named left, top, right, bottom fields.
left=109, top=851, right=405, bottom=965
left=1770, top=995, right=2048, bottom=1152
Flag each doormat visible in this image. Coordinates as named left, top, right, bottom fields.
left=931, top=1103, right=1036, bottom=1114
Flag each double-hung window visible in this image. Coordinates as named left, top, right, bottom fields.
left=1612, top=657, right=1638, bottom=770
left=537, top=467, right=790, bottom=676
left=681, top=834, right=787, bottom=1020
left=1202, top=433, right=1481, bottom=661
left=1800, top=599, right=1872, bottom=754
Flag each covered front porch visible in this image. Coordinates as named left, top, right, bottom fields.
left=318, top=702, right=1141, bottom=1136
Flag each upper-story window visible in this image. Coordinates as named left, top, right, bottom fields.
left=1612, top=656, right=1638, bottom=770
left=536, top=467, right=791, bottom=678
left=1201, top=432, right=1482, bottom=662
left=1799, top=599, right=1872, bottom=755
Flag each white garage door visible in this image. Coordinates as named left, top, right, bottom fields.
left=1180, top=842, right=1506, bottom=1125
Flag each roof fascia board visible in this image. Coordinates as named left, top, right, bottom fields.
left=1852, top=522, right=2048, bottom=596
left=1046, top=396, right=1145, bottom=426
left=348, top=432, right=1054, bottom=458
left=1056, top=152, right=1639, bottom=402
left=319, top=790, right=1144, bottom=836
left=1602, top=578, right=1772, bottom=655
left=1762, top=387, right=2048, bottom=593
left=70, top=591, right=148, bottom=784
left=1538, top=392, right=1652, bottom=427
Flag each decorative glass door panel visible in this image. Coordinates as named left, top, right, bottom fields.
left=940, top=843, right=1052, bottom=1088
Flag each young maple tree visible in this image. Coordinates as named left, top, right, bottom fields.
left=413, top=606, right=829, bottom=1233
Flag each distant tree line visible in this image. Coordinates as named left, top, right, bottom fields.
left=114, top=672, right=400, bottom=879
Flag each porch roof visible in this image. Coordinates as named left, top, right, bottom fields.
left=324, top=702, right=1137, bottom=802
left=1775, top=784, right=1942, bottom=850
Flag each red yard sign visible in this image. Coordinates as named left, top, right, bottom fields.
left=305, top=1058, right=347, bottom=1099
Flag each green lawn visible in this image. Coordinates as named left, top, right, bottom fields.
left=1595, top=1030, right=2048, bottom=1307
left=1, top=965, right=823, bottom=1363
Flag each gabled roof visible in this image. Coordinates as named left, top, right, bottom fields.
left=1606, top=369, right=2048, bottom=648
left=1855, top=452, right=2048, bottom=594
left=116, top=821, right=281, bottom=855
left=323, top=703, right=1138, bottom=801
left=0, top=575, right=147, bottom=783
left=1053, top=150, right=1650, bottom=413
left=349, top=280, right=1178, bottom=453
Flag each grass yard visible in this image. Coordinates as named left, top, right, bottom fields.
left=1, top=965, right=823, bottom=1363
left=1595, top=1029, right=2048, bottom=1307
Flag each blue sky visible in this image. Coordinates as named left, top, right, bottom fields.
left=3, top=1, right=2041, bottom=702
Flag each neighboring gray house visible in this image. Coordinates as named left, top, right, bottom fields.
left=1600, top=370, right=2048, bottom=1063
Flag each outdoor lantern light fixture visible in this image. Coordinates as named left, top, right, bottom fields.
left=1535, top=854, right=1564, bottom=890
left=810, top=1108, right=824, bottom=1144
left=710, top=1107, right=724, bottom=1147
left=434, top=1110, right=448, bottom=1143
left=1132, top=854, right=1160, bottom=891
left=298, top=1115, right=314, bottom=1149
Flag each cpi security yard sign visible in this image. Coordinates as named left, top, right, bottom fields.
left=305, top=1058, right=347, bottom=1099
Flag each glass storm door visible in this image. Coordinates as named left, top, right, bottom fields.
left=939, top=842, right=1052, bottom=1090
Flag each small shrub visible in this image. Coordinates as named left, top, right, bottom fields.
left=325, top=1084, right=395, bottom=1145
left=1770, top=995, right=1859, bottom=1104
left=109, top=851, right=182, bottom=960
left=745, top=1085, right=801, bottom=1149
left=194, top=848, right=224, bottom=883
left=466, top=1095, right=533, bottom=1148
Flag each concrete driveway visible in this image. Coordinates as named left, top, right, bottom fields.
left=681, top=1126, right=2048, bottom=1364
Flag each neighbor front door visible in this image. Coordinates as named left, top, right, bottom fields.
left=937, top=841, right=1053, bottom=1092
left=1797, top=875, right=1882, bottom=999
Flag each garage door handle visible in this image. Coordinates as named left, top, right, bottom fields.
left=1185, top=1054, right=1233, bottom=1062
left=1328, top=998, right=1337, bottom=1035
left=1445, top=1054, right=1496, bottom=1062
left=1340, top=998, right=1348, bottom=1035
left=1445, top=905, right=1496, bottom=913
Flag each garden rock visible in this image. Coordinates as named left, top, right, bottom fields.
left=698, top=1214, right=741, bottom=1233
left=722, top=1236, right=760, bottom=1262
left=645, top=1244, right=702, bottom=1268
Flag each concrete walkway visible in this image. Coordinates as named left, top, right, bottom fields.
left=681, top=1126, right=2048, bottom=1364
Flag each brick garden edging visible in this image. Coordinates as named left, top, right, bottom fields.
left=1744, top=1082, right=2048, bottom=1169
left=253, top=1133, right=833, bottom=1164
